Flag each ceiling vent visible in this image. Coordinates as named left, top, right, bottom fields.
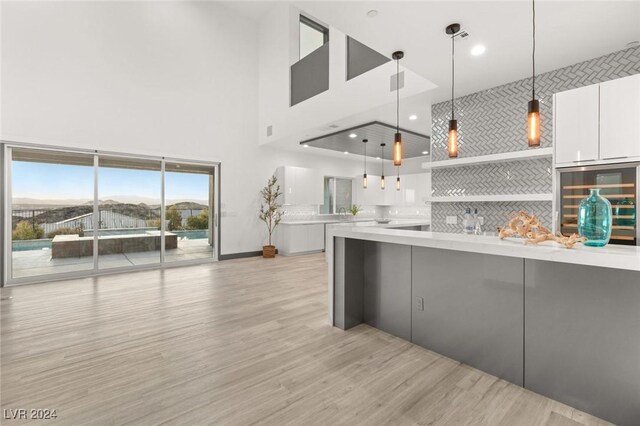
left=318, top=124, right=340, bottom=132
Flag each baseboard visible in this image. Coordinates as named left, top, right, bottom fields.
left=219, top=249, right=279, bottom=261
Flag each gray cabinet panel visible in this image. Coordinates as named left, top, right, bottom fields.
left=411, top=247, right=524, bottom=385
left=333, top=238, right=364, bottom=330
left=363, top=242, right=412, bottom=340
left=525, top=260, right=640, bottom=426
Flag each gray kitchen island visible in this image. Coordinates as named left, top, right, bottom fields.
left=327, top=226, right=640, bottom=426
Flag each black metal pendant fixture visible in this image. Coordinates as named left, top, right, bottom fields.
left=392, top=51, right=404, bottom=166
left=445, top=23, right=461, bottom=158
left=362, top=139, right=368, bottom=189
left=528, top=0, right=541, bottom=147
left=380, top=143, right=386, bottom=189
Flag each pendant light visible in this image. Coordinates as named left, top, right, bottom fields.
left=380, top=143, right=386, bottom=190
left=445, top=23, right=461, bottom=158
left=392, top=51, right=404, bottom=166
left=528, top=0, right=541, bottom=147
left=396, top=167, right=401, bottom=191
left=362, top=139, right=368, bottom=189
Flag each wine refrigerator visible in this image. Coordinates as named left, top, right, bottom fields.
left=555, top=164, right=638, bottom=246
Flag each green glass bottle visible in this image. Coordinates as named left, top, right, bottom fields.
left=578, top=188, right=612, bottom=247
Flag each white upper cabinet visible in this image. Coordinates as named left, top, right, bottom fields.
left=275, top=166, right=323, bottom=205
left=554, top=74, right=640, bottom=167
left=599, top=74, right=640, bottom=161
left=554, top=84, right=600, bottom=165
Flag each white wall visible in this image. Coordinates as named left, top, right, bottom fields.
left=1, top=1, right=363, bottom=255
left=258, top=4, right=436, bottom=148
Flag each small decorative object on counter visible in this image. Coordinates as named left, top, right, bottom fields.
left=473, top=209, right=483, bottom=235
left=578, top=188, right=612, bottom=247
left=259, top=174, right=283, bottom=258
left=348, top=205, right=362, bottom=216
left=463, top=208, right=474, bottom=234
left=498, top=211, right=586, bottom=249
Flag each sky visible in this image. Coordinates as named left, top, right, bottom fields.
left=12, top=161, right=210, bottom=204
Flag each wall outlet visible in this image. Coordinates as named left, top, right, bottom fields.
left=446, top=216, right=458, bottom=225
left=415, top=297, right=424, bottom=311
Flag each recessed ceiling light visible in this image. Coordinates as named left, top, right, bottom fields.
left=375, top=156, right=381, bottom=160
left=344, top=151, right=349, bottom=154
left=470, top=44, right=486, bottom=56
left=303, top=144, right=309, bottom=148
left=422, top=151, right=429, bottom=155
left=349, top=133, right=357, bottom=138
left=367, top=10, right=378, bottom=18
left=409, top=114, right=418, bottom=120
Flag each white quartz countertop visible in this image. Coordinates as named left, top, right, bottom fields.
left=328, top=227, right=640, bottom=272
left=281, top=218, right=430, bottom=226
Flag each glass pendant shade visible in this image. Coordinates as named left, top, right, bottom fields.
left=528, top=99, right=541, bottom=147
left=393, top=133, right=402, bottom=166
left=396, top=176, right=401, bottom=191
left=448, top=119, right=459, bottom=158
left=363, top=173, right=368, bottom=189
left=380, top=175, right=385, bottom=190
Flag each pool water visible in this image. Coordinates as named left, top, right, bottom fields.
left=12, top=240, right=52, bottom=252
left=173, top=230, right=208, bottom=240
left=12, top=230, right=208, bottom=252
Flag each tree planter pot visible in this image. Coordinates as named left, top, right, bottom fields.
left=262, top=245, right=276, bottom=258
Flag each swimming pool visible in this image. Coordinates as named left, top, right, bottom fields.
left=12, top=230, right=208, bottom=252
left=173, top=230, right=208, bottom=240
left=12, top=239, right=52, bottom=252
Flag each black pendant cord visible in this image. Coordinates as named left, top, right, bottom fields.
left=451, top=32, right=455, bottom=120
left=396, top=57, right=400, bottom=133
left=532, top=0, right=536, bottom=100
left=381, top=145, right=385, bottom=178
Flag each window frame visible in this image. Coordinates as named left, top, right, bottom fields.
left=319, top=176, right=353, bottom=215
left=299, top=14, right=329, bottom=60
left=2, top=142, right=221, bottom=287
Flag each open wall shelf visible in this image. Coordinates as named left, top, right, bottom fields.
left=423, top=148, right=553, bottom=170
left=425, top=193, right=553, bottom=203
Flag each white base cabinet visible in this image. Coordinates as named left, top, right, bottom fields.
left=275, top=224, right=325, bottom=256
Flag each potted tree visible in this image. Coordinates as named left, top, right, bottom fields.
left=259, top=174, right=283, bottom=258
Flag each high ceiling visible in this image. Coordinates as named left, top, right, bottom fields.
left=295, top=1, right=640, bottom=103
left=301, top=121, right=430, bottom=159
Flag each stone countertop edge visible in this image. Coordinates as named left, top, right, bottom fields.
left=327, top=227, right=640, bottom=272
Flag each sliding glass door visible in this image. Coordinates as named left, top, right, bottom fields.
left=97, top=156, right=162, bottom=269
left=4, top=145, right=219, bottom=284
left=9, top=148, right=95, bottom=279
left=164, top=162, right=215, bottom=262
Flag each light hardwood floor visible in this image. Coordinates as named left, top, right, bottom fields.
left=1, top=254, right=611, bottom=425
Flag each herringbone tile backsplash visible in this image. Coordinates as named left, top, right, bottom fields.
left=430, top=46, right=640, bottom=233
left=432, top=202, right=552, bottom=235
left=432, top=158, right=552, bottom=197
left=431, top=47, right=640, bottom=160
